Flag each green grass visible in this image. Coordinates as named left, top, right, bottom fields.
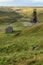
left=0, top=22, right=43, bottom=65
left=0, top=7, right=43, bottom=65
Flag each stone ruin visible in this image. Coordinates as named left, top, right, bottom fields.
left=31, top=9, right=37, bottom=23
left=5, top=26, right=13, bottom=34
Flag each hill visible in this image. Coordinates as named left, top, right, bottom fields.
left=12, top=7, right=43, bottom=22
left=0, top=22, right=43, bottom=65
left=0, top=7, right=23, bottom=24
left=0, top=7, right=43, bottom=24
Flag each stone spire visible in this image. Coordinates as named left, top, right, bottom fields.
left=31, top=9, right=37, bottom=23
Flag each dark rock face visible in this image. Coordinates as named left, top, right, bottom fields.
left=31, top=9, right=37, bottom=23
left=5, top=26, right=13, bottom=34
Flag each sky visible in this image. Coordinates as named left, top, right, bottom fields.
left=0, top=0, right=43, bottom=6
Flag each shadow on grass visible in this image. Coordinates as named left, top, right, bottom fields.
left=13, top=30, right=21, bottom=33
left=13, top=30, right=21, bottom=37
left=5, top=30, right=21, bottom=37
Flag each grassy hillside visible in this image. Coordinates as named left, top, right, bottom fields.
left=0, top=7, right=43, bottom=65
left=12, top=7, right=43, bottom=22
left=0, top=21, right=43, bottom=65
left=0, top=7, right=43, bottom=24
left=0, top=7, right=23, bottom=24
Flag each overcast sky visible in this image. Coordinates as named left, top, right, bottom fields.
left=0, top=0, right=43, bottom=6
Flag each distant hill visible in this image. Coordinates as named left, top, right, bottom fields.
left=0, top=7, right=43, bottom=24
left=0, top=7, right=23, bottom=24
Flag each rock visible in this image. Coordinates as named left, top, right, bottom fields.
left=5, top=26, right=13, bottom=34
left=31, top=9, right=37, bottom=23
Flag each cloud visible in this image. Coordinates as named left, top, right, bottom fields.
left=0, top=0, right=43, bottom=3
left=0, top=0, right=13, bottom=2
left=0, top=0, right=43, bottom=6
left=34, top=0, right=43, bottom=2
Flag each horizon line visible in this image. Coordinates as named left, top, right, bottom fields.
left=0, top=5, right=43, bottom=7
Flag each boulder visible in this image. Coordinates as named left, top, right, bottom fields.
left=5, top=26, right=13, bottom=34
